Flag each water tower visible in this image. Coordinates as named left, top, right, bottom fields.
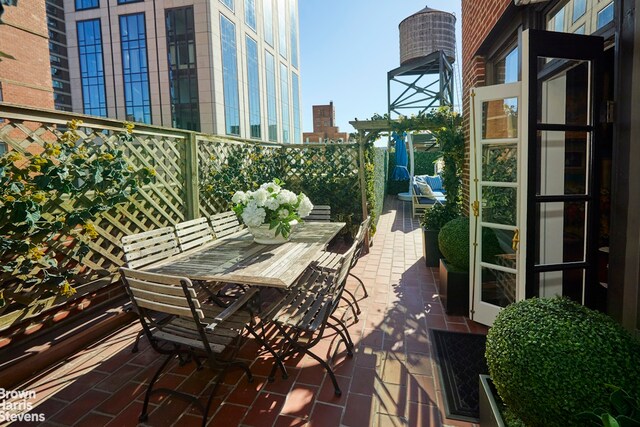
left=388, top=5, right=456, bottom=118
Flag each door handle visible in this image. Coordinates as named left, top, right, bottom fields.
left=512, top=228, right=520, bottom=252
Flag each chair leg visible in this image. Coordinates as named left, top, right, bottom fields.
left=349, top=271, right=368, bottom=298
left=230, top=360, right=254, bottom=383
left=305, top=347, right=343, bottom=396
left=131, top=330, right=143, bottom=353
left=201, top=371, right=225, bottom=427
left=139, top=353, right=174, bottom=422
left=330, top=315, right=355, bottom=354
left=342, top=288, right=361, bottom=317
left=246, top=326, right=288, bottom=380
left=327, top=322, right=353, bottom=356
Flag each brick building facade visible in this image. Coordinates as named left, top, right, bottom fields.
left=461, top=0, right=640, bottom=334
left=0, top=0, right=54, bottom=110
left=302, top=101, right=349, bottom=143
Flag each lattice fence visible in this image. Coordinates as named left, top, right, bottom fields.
left=0, top=105, right=366, bottom=329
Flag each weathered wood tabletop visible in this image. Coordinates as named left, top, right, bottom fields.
left=145, top=222, right=345, bottom=289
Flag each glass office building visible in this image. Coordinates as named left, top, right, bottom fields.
left=64, top=0, right=301, bottom=143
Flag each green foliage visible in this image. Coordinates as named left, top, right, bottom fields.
left=581, top=387, right=640, bottom=427
left=200, top=143, right=364, bottom=238
left=438, top=217, right=470, bottom=271
left=421, top=203, right=457, bottom=230
left=199, top=144, right=281, bottom=209
left=486, top=297, right=640, bottom=427
left=367, top=147, right=386, bottom=235
left=0, top=120, right=151, bottom=308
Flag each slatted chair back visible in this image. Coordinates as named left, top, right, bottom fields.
left=175, top=217, right=214, bottom=252
left=352, top=216, right=371, bottom=267
left=210, top=211, right=244, bottom=239
left=335, top=241, right=358, bottom=293
left=119, top=268, right=209, bottom=346
left=121, top=227, right=179, bottom=269
left=119, top=268, right=256, bottom=424
left=305, top=205, right=331, bottom=222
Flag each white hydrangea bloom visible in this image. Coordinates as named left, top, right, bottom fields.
left=278, top=209, right=289, bottom=219
left=260, top=181, right=281, bottom=193
left=252, top=188, right=269, bottom=207
left=264, top=196, right=280, bottom=211
left=276, top=189, right=298, bottom=205
left=298, top=195, right=313, bottom=218
left=242, top=204, right=266, bottom=227
left=231, top=191, right=247, bottom=204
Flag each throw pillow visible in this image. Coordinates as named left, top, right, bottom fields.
left=425, top=175, right=443, bottom=192
left=415, top=181, right=435, bottom=198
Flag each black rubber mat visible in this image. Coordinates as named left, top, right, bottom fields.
left=429, top=329, right=488, bottom=422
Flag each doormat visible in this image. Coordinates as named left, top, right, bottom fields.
left=429, top=329, right=488, bottom=422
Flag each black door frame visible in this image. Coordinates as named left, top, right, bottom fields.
left=524, top=29, right=605, bottom=300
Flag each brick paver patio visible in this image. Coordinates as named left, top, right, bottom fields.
left=7, top=197, right=487, bottom=427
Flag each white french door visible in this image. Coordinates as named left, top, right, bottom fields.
left=469, top=82, right=527, bottom=326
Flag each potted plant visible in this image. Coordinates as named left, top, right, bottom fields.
left=438, top=217, right=500, bottom=315
left=483, top=297, right=640, bottom=427
left=437, top=217, right=470, bottom=315
left=232, top=179, right=314, bottom=244
left=421, top=203, right=457, bottom=267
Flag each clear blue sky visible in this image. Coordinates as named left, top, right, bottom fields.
left=298, top=1, right=462, bottom=135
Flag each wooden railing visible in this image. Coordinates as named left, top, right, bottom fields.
left=0, top=103, right=368, bottom=330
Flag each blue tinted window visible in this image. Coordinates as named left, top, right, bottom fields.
left=118, top=0, right=143, bottom=4
left=289, top=0, right=298, bottom=68
left=77, top=19, right=107, bottom=116
left=220, top=0, right=234, bottom=12
left=245, top=0, right=256, bottom=30
left=265, top=52, right=277, bottom=141
left=263, top=0, right=274, bottom=46
left=553, top=7, right=565, bottom=32
left=277, top=0, right=287, bottom=59
left=572, top=0, right=586, bottom=22
left=120, top=13, right=151, bottom=123
left=291, top=72, right=300, bottom=143
left=279, top=63, right=290, bottom=143
left=220, top=15, right=240, bottom=135
left=166, top=6, right=200, bottom=131
left=246, top=36, right=261, bottom=139
left=597, top=2, right=614, bottom=29
left=76, top=0, right=98, bottom=11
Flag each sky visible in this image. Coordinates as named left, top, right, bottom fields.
left=298, top=0, right=462, bottom=135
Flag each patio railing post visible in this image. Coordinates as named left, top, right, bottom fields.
left=184, top=132, right=200, bottom=220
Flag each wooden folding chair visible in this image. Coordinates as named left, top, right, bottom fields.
left=121, top=227, right=180, bottom=352
left=304, top=204, right=331, bottom=222
left=174, top=218, right=243, bottom=305
left=120, top=268, right=256, bottom=427
left=210, top=211, right=244, bottom=239
left=174, top=217, right=214, bottom=252
left=261, top=243, right=358, bottom=396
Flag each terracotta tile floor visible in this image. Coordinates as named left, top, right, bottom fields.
left=8, top=197, right=488, bottom=427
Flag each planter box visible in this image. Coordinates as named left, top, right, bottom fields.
left=422, top=228, right=442, bottom=267
left=438, top=258, right=469, bottom=316
left=479, top=375, right=506, bottom=427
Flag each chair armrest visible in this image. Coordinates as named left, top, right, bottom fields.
left=205, top=287, right=258, bottom=332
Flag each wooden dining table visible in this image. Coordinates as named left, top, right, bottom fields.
left=144, top=221, right=346, bottom=289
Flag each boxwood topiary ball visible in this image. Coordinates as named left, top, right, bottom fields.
left=485, top=297, right=640, bottom=427
left=438, top=217, right=470, bottom=270
left=438, top=216, right=501, bottom=271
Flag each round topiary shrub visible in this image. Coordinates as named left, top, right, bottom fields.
left=438, top=217, right=501, bottom=270
left=439, top=217, right=470, bottom=270
left=486, top=297, right=640, bottom=427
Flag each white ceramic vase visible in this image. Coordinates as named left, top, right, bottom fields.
left=248, top=220, right=298, bottom=244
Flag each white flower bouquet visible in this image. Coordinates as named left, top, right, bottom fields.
left=231, top=179, right=314, bottom=239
